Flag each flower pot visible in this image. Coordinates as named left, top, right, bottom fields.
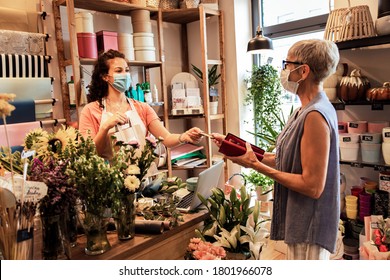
left=209, top=101, right=218, bottom=115
left=256, top=185, right=273, bottom=201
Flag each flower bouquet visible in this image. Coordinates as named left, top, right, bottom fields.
left=360, top=216, right=390, bottom=260
left=185, top=237, right=226, bottom=260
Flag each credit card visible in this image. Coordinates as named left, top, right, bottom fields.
left=200, top=132, right=215, bottom=139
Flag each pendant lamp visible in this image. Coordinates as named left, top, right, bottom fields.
left=247, top=26, right=273, bottom=54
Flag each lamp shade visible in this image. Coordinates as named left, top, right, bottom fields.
left=247, top=26, right=273, bottom=54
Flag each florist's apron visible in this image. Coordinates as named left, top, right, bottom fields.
left=100, top=98, right=147, bottom=159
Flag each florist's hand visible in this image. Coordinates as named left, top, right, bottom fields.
left=103, top=112, right=128, bottom=131
left=211, top=133, right=226, bottom=147
left=182, top=127, right=203, bottom=144
left=225, top=142, right=259, bottom=169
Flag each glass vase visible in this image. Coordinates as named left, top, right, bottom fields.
left=78, top=210, right=111, bottom=256
left=114, top=193, right=136, bottom=240
left=65, top=205, right=78, bottom=247
left=40, top=213, right=71, bottom=260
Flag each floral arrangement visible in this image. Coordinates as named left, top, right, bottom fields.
left=28, top=157, right=76, bottom=216
left=185, top=237, right=226, bottom=260
left=373, top=217, right=390, bottom=252
left=196, top=185, right=270, bottom=258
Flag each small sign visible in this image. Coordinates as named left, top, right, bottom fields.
left=371, top=103, right=383, bottom=110
left=333, top=103, right=345, bottom=110
left=349, top=122, right=359, bottom=128
left=350, top=162, right=363, bottom=168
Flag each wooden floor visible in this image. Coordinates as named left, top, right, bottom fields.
left=261, top=240, right=286, bottom=260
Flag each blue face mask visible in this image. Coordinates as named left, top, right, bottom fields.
left=109, top=73, right=131, bottom=93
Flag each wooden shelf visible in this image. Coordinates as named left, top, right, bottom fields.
left=340, top=160, right=390, bottom=172
left=332, top=99, right=390, bottom=110
left=58, top=0, right=157, bottom=16
left=336, top=34, right=390, bottom=50
left=152, top=7, right=221, bottom=24
left=80, top=58, right=162, bottom=68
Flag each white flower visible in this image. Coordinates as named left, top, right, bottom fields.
left=124, top=175, right=141, bottom=192
left=126, top=164, right=141, bottom=175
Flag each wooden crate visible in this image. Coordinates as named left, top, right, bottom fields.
left=324, top=5, right=375, bottom=42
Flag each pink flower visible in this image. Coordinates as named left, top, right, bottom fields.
left=190, top=237, right=202, bottom=244
left=379, top=244, right=388, bottom=252
left=375, top=236, right=382, bottom=246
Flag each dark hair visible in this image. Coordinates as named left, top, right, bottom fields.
left=87, top=49, right=126, bottom=105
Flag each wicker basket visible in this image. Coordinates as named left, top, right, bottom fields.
left=130, top=0, right=147, bottom=6
left=159, top=0, right=179, bottom=9
left=146, top=0, right=160, bottom=8
left=324, top=4, right=375, bottom=42
left=201, top=0, right=218, bottom=3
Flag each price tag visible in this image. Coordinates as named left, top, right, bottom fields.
left=371, top=103, right=383, bottom=110
left=333, top=103, right=345, bottom=110
left=350, top=162, right=363, bottom=168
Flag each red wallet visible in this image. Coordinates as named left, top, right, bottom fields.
left=218, top=133, right=265, bottom=161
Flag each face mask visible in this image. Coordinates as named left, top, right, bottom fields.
left=280, top=67, right=303, bottom=94
left=109, top=73, right=131, bottom=93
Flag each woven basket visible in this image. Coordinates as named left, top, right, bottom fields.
left=159, top=0, right=179, bottom=9
left=324, top=4, right=375, bottom=42
left=201, top=0, right=218, bottom=3
left=130, top=0, right=147, bottom=6
left=146, top=0, right=160, bottom=8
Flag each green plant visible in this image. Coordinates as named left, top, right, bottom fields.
left=244, top=64, right=282, bottom=151
left=191, top=64, right=221, bottom=102
left=195, top=186, right=269, bottom=255
left=243, top=170, right=273, bottom=193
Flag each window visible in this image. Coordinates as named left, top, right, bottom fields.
left=251, top=0, right=334, bottom=112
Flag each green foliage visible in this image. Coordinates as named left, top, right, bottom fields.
left=243, top=170, right=274, bottom=193
left=191, top=64, right=221, bottom=88
left=244, top=64, right=282, bottom=150
left=196, top=186, right=255, bottom=253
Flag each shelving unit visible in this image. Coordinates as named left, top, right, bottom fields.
left=335, top=35, right=390, bottom=184
left=156, top=7, right=227, bottom=178
left=52, top=1, right=227, bottom=178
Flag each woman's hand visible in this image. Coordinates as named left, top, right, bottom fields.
left=211, top=133, right=226, bottom=147
left=181, top=127, right=204, bottom=144
left=225, top=142, right=260, bottom=169
left=102, top=112, right=128, bottom=131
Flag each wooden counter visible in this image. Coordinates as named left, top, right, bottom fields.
left=34, top=210, right=208, bottom=260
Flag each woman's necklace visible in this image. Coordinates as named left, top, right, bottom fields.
left=106, top=98, right=127, bottom=113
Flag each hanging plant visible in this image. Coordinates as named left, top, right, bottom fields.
left=244, top=64, right=282, bottom=151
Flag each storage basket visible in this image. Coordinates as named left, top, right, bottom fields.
left=159, top=0, right=179, bottom=9
left=181, top=0, right=200, bottom=9
left=130, top=0, right=147, bottom=7
left=201, top=0, right=218, bottom=3
left=146, top=0, right=160, bottom=8
left=324, top=1, right=375, bottom=42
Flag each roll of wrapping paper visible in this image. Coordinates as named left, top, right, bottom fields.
left=135, top=220, right=164, bottom=234
left=0, top=78, right=53, bottom=118
left=0, top=121, right=41, bottom=147
left=0, top=100, right=36, bottom=125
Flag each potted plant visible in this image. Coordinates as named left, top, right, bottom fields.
left=191, top=64, right=221, bottom=102
left=244, top=64, right=282, bottom=151
left=243, top=170, right=273, bottom=201
left=195, top=186, right=270, bottom=259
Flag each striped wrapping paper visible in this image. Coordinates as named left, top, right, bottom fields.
left=0, top=54, right=49, bottom=78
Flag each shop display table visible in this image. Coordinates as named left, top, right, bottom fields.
left=34, top=210, right=208, bottom=260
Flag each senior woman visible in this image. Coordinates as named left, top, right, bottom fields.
left=212, top=39, right=340, bottom=260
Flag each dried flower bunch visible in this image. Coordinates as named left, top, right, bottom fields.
left=0, top=93, right=16, bottom=116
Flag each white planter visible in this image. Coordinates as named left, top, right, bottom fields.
left=256, top=185, right=273, bottom=201
left=209, top=101, right=218, bottom=115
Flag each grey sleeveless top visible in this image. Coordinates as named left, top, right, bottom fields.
left=270, top=91, right=340, bottom=253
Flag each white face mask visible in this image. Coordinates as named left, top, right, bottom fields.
left=280, top=66, right=303, bottom=94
